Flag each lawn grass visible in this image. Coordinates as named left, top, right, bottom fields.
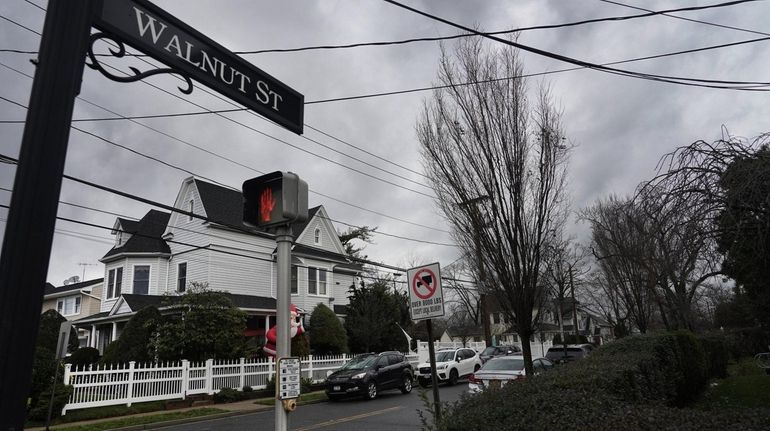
left=25, top=400, right=168, bottom=428
left=49, top=407, right=226, bottom=431
left=696, top=357, right=770, bottom=410
left=253, top=390, right=327, bottom=406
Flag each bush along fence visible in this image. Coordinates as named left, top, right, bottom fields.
left=62, top=353, right=419, bottom=414
left=432, top=331, right=770, bottom=431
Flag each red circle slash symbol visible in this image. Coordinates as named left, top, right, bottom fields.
left=412, top=269, right=437, bottom=300
left=260, top=187, right=276, bottom=222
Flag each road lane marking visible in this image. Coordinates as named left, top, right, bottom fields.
left=292, top=406, right=403, bottom=431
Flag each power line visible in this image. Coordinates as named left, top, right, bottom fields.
left=0, top=153, right=456, bottom=248
left=597, top=0, right=770, bottom=37
left=0, top=76, right=449, bottom=234
left=381, top=0, right=770, bottom=91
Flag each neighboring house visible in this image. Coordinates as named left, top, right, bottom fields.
left=442, top=299, right=614, bottom=348
left=41, top=278, right=104, bottom=347
left=74, top=177, right=361, bottom=354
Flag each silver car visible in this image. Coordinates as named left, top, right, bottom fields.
left=467, top=355, right=554, bottom=393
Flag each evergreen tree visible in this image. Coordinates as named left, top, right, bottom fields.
left=344, top=280, right=412, bottom=353
left=100, top=306, right=161, bottom=364
left=308, top=303, right=348, bottom=354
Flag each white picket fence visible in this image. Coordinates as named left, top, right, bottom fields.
left=62, top=353, right=419, bottom=414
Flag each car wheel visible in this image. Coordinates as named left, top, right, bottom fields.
left=364, top=381, right=377, bottom=400
left=418, top=377, right=430, bottom=388
left=448, top=369, right=459, bottom=386
left=400, top=375, right=413, bottom=394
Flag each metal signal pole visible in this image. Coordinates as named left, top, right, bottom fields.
left=0, top=2, right=96, bottom=429
left=274, top=225, right=293, bottom=431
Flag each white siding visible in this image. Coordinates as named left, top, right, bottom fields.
left=206, top=227, right=275, bottom=296
left=101, top=261, right=127, bottom=313
left=296, top=208, right=345, bottom=255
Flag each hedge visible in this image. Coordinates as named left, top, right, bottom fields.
left=433, top=331, right=740, bottom=431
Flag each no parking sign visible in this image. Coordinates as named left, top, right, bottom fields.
left=407, top=262, right=445, bottom=321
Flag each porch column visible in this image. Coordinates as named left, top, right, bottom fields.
left=90, top=325, right=97, bottom=348
left=264, top=315, right=270, bottom=332
left=111, top=321, right=117, bottom=342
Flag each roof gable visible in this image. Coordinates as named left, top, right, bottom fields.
left=102, top=210, right=171, bottom=260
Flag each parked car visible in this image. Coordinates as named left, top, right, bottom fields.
left=416, top=348, right=482, bottom=387
left=324, top=351, right=413, bottom=400
left=544, top=344, right=593, bottom=364
left=468, top=355, right=554, bottom=393
left=479, top=345, right=521, bottom=363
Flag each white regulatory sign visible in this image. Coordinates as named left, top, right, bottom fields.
left=407, top=262, right=444, bottom=321
left=278, top=357, right=301, bottom=400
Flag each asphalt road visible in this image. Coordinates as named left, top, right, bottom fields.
left=156, top=381, right=470, bottom=431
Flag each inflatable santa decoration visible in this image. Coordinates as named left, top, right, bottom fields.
left=263, top=303, right=304, bottom=357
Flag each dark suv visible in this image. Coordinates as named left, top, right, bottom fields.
left=545, top=344, right=593, bottom=364
left=324, top=351, right=414, bottom=400
left=479, top=345, right=521, bottom=363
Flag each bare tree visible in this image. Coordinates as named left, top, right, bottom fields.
left=417, top=36, right=570, bottom=373
left=443, top=260, right=481, bottom=326
left=542, top=237, right=589, bottom=344
left=582, top=196, right=656, bottom=333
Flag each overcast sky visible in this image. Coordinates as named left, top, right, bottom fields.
left=1, top=0, right=768, bottom=286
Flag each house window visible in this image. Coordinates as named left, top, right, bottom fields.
left=107, top=267, right=123, bottom=299
left=307, top=267, right=327, bottom=295
left=116, top=231, right=123, bottom=246
left=133, top=265, right=150, bottom=295
left=291, top=266, right=298, bottom=295
left=189, top=199, right=194, bottom=221
left=57, top=295, right=81, bottom=316
left=314, top=228, right=321, bottom=245
left=177, top=262, right=187, bottom=292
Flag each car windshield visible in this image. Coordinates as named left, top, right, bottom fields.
left=481, top=347, right=497, bottom=356
left=481, top=358, right=525, bottom=371
left=339, top=355, right=377, bottom=370
left=435, top=351, right=455, bottom=362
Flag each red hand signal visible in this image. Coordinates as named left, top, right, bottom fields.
left=260, top=187, right=276, bottom=222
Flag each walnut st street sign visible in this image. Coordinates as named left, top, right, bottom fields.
left=93, top=0, right=304, bottom=134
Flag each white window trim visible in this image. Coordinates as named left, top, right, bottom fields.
left=307, top=266, right=331, bottom=297
left=290, top=265, right=299, bottom=296
left=314, top=227, right=321, bottom=245
left=188, top=199, right=194, bottom=221
left=107, top=267, right=123, bottom=299
left=176, top=261, right=188, bottom=292
left=57, top=295, right=81, bottom=316
left=131, top=264, right=152, bottom=295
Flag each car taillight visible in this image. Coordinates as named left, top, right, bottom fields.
left=468, top=373, right=479, bottom=384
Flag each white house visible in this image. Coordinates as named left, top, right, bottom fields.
left=75, top=177, right=360, bottom=353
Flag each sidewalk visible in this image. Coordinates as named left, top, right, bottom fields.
left=26, top=399, right=272, bottom=431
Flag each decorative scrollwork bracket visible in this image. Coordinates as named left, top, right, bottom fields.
left=86, top=32, right=194, bottom=95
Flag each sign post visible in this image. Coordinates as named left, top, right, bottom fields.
left=407, top=263, right=445, bottom=423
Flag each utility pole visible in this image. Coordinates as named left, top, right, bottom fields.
left=274, top=225, right=293, bottom=431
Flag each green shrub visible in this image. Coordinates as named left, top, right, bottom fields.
left=212, top=387, right=244, bottom=404
left=594, top=405, right=770, bottom=431
left=722, top=327, right=770, bottom=360
left=698, top=333, right=729, bottom=379
left=28, top=384, right=73, bottom=421
left=308, top=303, right=348, bottom=355
left=65, top=347, right=101, bottom=367
left=436, top=331, right=724, bottom=431
left=100, top=306, right=161, bottom=364
left=242, top=385, right=253, bottom=393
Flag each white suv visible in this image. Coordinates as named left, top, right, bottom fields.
left=416, top=348, right=482, bottom=386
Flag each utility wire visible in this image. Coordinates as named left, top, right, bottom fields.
left=0, top=153, right=457, bottom=248
left=4, top=30, right=766, bottom=127
left=0, top=68, right=449, bottom=234
left=381, top=0, right=770, bottom=91
left=4, top=0, right=759, bottom=55
left=597, top=0, right=770, bottom=37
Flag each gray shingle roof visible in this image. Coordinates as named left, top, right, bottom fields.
left=44, top=278, right=104, bottom=296
left=102, top=210, right=171, bottom=260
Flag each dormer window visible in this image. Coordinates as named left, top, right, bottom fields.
left=314, top=227, right=321, bottom=245
left=116, top=231, right=123, bottom=246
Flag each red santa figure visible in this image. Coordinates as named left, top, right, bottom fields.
left=263, top=304, right=305, bottom=357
